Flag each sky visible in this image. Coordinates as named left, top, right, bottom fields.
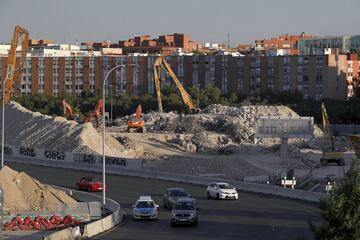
left=0, top=0, right=359, bottom=46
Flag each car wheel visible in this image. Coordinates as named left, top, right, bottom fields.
left=207, top=191, right=211, bottom=199
left=76, top=184, right=80, bottom=190
left=193, top=221, right=198, bottom=226
left=171, top=222, right=176, bottom=227
left=216, top=193, right=220, bottom=199
left=88, top=186, right=92, bottom=192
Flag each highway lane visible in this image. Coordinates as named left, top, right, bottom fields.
left=7, top=162, right=322, bottom=240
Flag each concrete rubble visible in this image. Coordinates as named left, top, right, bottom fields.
left=140, top=104, right=324, bottom=154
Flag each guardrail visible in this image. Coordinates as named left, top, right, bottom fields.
left=42, top=187, right=123, bottom=240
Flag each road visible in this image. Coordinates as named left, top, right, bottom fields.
left=7, top=162, right=322, bottom=240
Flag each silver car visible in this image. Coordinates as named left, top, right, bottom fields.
left=163, top=188, right=190, bottom=210
left=171, top=198, right=199, bottom=226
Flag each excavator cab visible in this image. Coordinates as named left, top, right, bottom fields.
left=127, top=104, right=146, bottom=133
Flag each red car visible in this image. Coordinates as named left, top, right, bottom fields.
left=76, top=177, right=107, bottom=192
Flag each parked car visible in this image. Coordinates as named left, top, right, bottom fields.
left=132, top=196, right=159, bottom=220
left=75, top=177, right=107, bottom=192
left=171, top=198, right=199, bottom=226
left=206, top=182, right=238, bottom=200
left=163, top=188, right=191, bottom=209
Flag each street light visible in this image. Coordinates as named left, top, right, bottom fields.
left=197, top=83, right=201, bottom=109
left=101, top=64, right=127, bottom=206
left=1, top=67, right=20, bottom=169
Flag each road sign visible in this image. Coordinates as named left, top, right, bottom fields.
left=256, top=117, right=314, bottom=139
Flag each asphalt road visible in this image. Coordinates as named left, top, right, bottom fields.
left=7, top=162, right=322, bottom=240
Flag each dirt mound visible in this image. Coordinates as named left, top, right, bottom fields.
left=0, top=166, right=76, bottom=212
left=2, top=101, right=129, bottom=157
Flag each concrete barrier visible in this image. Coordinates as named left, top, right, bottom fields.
left=7, top=153, right=328, bottom=203
left=42, top=226, right=80, bottom=240
left=43, top=187, right=122, bottom=239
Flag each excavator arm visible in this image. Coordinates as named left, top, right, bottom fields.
left=3, top=26, right=29, bottom=103
left=153, top=56, right=197, bottom=113
left=321, top=102, right=336, bottom=151
left=62, top=99, right=74, bottom=120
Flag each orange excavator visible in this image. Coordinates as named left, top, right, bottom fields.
left=127, top=104, right=145, bottom=133
left=62, top=99, right=74, bottom=120
left=84, top=99, right=104, bottom=128
left=3, top=26, right=29, bottom=103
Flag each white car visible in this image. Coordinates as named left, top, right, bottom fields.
left=132, top=196, right=159, bottom=220
left=206, top=182, right=238, bottom=200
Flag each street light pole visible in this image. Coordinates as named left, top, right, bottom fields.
left=110, top=85, right=113, bottom=124
left=1, top=68, right=16, bottom=169
left=102, top=64, right=126, bottom=206
left=197, top=83, right=200, bottom=109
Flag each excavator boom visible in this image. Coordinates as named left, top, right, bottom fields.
left=62, top=99, right=74, bottom=120
left=153, top=56, right=197, bottom=113
left=321, top=102, right=335, bottom=151
left=3, top=26, right=29, bottom=103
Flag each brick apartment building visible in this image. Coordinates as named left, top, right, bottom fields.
left=118, top=33, right=200, bottom=56
left=0, top=53, right=358, bottom=101
left=255, top=32, right=314, bottom=55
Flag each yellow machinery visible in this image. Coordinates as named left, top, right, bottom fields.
left=3, top=26, right=29, bottom=103
left=349, top=135, right=360, bottom=159
left=153, top=56, right=197, bottom=113
left=321, top=102, right=345, bottom=166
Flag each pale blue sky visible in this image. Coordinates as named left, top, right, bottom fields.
left=0, top=0, right=359, bottom=46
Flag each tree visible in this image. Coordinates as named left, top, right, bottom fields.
left=310, top=158, right=360, bottom=240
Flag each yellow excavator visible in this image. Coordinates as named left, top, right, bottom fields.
left=320, top=102, right=345, bottom=166
left=3, top=26, right=29, bottom=103
left=153, top=56, right=198, bottom=113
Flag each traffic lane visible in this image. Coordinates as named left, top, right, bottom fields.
left=7, top=162, right=321, bottom=240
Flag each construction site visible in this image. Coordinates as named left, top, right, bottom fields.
left=1, top=25, right=359, bottom=239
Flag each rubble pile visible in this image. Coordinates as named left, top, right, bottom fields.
left=142, top=104, right=323, bottom=154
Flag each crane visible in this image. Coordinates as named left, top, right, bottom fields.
left=320, top=102, right=345, bottom=166
left=3, top=26, right=29, bottom=103
left=153, top=56, right=197, bottom=113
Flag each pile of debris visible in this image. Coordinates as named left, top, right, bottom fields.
left=2, top=101, right=130, bottom=157
left=0, top=166, right=76, bottom=213
left=142, top=104, right=324, bottom=154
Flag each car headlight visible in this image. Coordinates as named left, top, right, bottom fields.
left=189, top=213, right=194, bottom=217
left=172, top=212, right=176, bottom=217
left=134, top=209, right=139, bottom=213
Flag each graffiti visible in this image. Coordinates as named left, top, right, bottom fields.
left=0, top=146, right=13, bottom=155
left=19, top=147, right=36, bottom=157
left=44, top=150, right=65, bottom=161
left=104, top=157, right=127, bottom=166
left=73, top=154, right=96, bottom=164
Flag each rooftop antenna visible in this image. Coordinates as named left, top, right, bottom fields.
left=227, top=30, right=230, bottom=49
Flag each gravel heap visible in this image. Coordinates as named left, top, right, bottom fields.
left=1, top=101, right=127, bottom=157
left=0, top=166, right=76, bottom=212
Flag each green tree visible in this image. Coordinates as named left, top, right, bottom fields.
left=310, top=159, right=360, bottom=240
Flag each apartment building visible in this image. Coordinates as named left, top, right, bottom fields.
left=255, top=32, right=314, bottom=55
left=0, top=53, right=356, bottom=101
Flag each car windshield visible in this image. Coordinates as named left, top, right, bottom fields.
left=136, top=201, right=154, bottom=208
left=173, top=202, right=195, bottom=210
left=218, top=184, right=234, bottom=189
left=170, top=191, right=188, bottom=197
left=89, top=178, right=100, bottom=182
